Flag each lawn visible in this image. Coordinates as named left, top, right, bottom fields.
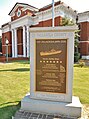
left=73, top=64, right=89, bottom=104
left=0, top=60, right=89, bottom=119
left=0, top=60, right=30, bottom=119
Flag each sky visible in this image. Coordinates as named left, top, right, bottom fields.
left=0, top=0, right=89, bottom=35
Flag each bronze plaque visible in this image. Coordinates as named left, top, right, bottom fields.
left=35, top=39, right=67, bottom=94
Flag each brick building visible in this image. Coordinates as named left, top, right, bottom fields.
left=1, top=1, right=77, bottom=58
left=78, top=12, right=89, bottom=59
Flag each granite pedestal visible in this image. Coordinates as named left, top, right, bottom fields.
left=21, top=93, right=82, bottom=118
left=20, top=26, right=82, bottom=118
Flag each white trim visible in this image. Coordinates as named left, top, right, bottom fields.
left=29, top=25, right=78, bottom=32
left=27, top=25, right=30, bottom=57
left=18, top=55, right=24, bottom=57
left=17, top=43, right=23, bottom=45
left=22, top=6, right=38, bottom=12
left=2, top=24, right=11, bottom=33
left=12, top=29, right=15, bottom=57
left=14, top=29, right=18, bottom=57
left=82, top=55, right=89, bottom=59
left=52, top=0, right=55, bottom=27
left=10, top=15, right=31, bottom=25
left=10, top=5, right=19, bottom=16
left=78, top=12, right=89, bottom=23
left=78, top=19, right=89, bottom=23
left=17, top=9, right=21, bottom=17
left=2, top=44, right=12, bottom=47
left=35, top=4, right=76, bottom=24
left=10, top=15, right=33, bottom=29
left=9, top=4, right=38, bottom=16
left=23, top=25, right=26, bottom=57
left=79, top=41, right=89, bottom=43
left=11, top=13, right=15, bottom=17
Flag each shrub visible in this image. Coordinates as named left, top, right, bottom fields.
left=79, top=61, right=85, bottom=67
left=74, top=52, right=80, bottom=62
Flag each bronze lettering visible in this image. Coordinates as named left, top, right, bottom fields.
left=35, top=39, right=67, bottom=94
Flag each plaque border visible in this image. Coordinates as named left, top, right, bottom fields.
left=34, top=38, right=68, bottom=94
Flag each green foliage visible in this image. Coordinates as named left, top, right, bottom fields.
left=0, top=60, right=30, bottom=119
left=73, top=64, right=89, bottom=103
left=79, top=61, right=85, bottom=68
left=62, top=16, right=75, bottom=26
left=74, top=30, right=80, bottom=62
left=74, top=52, right=80, bottom=62
left=74, top=30, right=80, bottom=51
left=74, top=30, right=80, bottom=41
left=62, top=16, right=80, bottom=56
left=62, top=17, right=80, bottom=58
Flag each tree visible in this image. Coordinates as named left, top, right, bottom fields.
left=62, top=16, right=80, bottom=62
left=62, top=16, right=80, bottom=51
left=74, top=30, right=80, bottom=62
left=74, top=30, right=80, bottom=52
left=62, top=16, right=75, bottom=26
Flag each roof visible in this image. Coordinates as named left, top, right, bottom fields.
left=1, top=1, right=77, bottom=28
left=39, top=0, right=76, bottom=13
left=2, top=22, right=9, bottom=28
left=78, top=11, right=89, bottom=15
left=9, top=2, right=39, bottom=15
left=39, top=1, right=62, bottom=12
left=9, top=1, right=77, bottom=15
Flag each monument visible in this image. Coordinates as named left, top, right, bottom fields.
left=21, top=26, right=82, bottom=118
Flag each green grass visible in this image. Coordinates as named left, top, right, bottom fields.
left=0, top=61, right=89, bottom=119
left=73, top=64, right=89, bottom=104
left=0, top=60, right=30, bottom=119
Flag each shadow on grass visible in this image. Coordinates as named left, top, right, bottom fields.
left=74, top=64, right=89, bottom=68
left=0, top=101, right=20, bottom=119
left=19, top=60, right=30, bottom=64
left=74, top=64, right=81, bottom=67
left=0, top=68, right=30, bottom=72
left=0, top=101, right=20, bottom=106
left=12, top=60, right=30, bottom=64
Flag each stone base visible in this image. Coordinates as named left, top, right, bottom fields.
left=21, top=93, right=82, bottom=118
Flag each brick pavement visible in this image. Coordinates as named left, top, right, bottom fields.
left=12, top=109, right=77, bottom=119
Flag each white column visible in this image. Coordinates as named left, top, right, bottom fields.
left=23, top=26, right=26, bottom=57
left=52, top=0, right=55, bottom=27
left=26, top=25, right=30, bottom=57
left=11, top=29, right=15, bottom=57
left=14, top=29, right=18, bottom=57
